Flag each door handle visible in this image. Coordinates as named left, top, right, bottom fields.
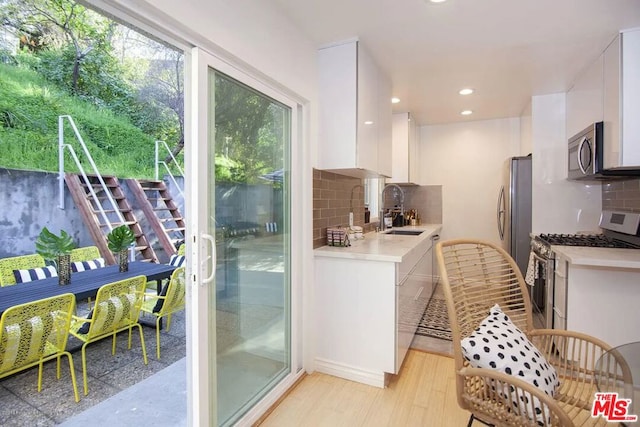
left=201, top=233, right=216, bottom=284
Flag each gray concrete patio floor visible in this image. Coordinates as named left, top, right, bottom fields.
left=0, top=302, right=187, bottom=426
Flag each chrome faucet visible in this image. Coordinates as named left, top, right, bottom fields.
left=380, top=183, right=405, bottom=231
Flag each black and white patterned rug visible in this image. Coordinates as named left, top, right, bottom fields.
left=415, top=294, right=452, bottom=341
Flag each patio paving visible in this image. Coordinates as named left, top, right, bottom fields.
left=0, top=301, right=186, bottom=426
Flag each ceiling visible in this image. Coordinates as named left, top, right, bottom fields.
left=271, top=0, right=640, bottom=125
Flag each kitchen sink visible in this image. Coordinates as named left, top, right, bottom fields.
left=384, top=229, right=424, bottom=236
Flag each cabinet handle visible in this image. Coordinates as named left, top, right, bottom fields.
left=414, top=286, right=424, bottom=301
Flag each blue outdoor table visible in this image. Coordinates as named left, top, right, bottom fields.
left=0, top=261, right=175, bottom=314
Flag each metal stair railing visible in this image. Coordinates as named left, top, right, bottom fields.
left=155, top=140, right=184, bottom=197
left=58, top=115, right=125, bottom=231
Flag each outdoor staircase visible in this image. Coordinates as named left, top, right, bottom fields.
left=64, top=173, right=159, bottom=264
left=125, top=178, right=186, bottom=257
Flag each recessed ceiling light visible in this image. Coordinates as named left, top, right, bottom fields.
left=459, top=88, right=474, bottom=95
left=391, top=97, right=400, bottom=104
left=460, top=110, right=473, bottom=116
left=364, top=120, right=374, bottom=125
left=429, top=0, right=447, bottom=3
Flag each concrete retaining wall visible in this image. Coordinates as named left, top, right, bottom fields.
left=0, top=168, right=281, bottom=261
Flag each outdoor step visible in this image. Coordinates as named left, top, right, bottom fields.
left=159, top=217, right=184, bottom=223
left=82, top=182, right=119, bottom=189
left=91, top=208, right=131, bottom=214
left=88, top=194, right=125, bottom=201
left=146, top=197, right=172, bottom=202
left=141, top=183, right=167, bottom=190
left=99, top=221, right=136, bottom=227
left=164, top=227, right=186, bottom=233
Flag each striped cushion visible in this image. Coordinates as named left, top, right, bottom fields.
left=169, top=255, right=185, bottom=267
left=13, top=266, right=58, bottom=283
left=71, top=257, right=105, bottom=272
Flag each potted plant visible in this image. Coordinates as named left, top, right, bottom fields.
left=35, top=227, right=76, bottom=285
left=107, top=225, right=135, bottom=272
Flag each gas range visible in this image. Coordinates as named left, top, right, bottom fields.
left=532, top=210, right=640, bottom=258
left=528, top=210, right=640, bottom=331
left=536, top=233, right=640, bottom=248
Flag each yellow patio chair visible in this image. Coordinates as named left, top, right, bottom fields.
left=0, top=253, right=46, bottom=286
left=140, top=266, right=186, bottom=359
left=70, top=246, right=101, bottom=263
left=0, top=293, right=80, bottom=402
left=436, top=239, right=632, bottom=426
left=146, top=244, right=185, bottom=293
left=69, top=275, right=148, bottom=395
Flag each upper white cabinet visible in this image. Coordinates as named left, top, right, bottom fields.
left=566, top=52, right=603, bottom=139
left=317, top=39, right=392, bottom=177
left=388, top=112, right=419, bottom=185
left=603, top=29, right=640, bottom=170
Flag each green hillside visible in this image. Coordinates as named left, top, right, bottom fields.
left=0, top=63, right=161, bottom=178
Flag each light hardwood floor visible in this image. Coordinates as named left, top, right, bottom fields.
left=257, top=350, right=471, bottom=426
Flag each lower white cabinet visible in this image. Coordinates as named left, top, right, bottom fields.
left=396, top=246, right=432, bottom=371
left=313, top=237, right=433, bottom=387
left=554, top=256, right=640, bottom=347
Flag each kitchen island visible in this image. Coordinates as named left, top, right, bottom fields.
left=551, top=245, right=640, bottom=347
left=313, top=225, right=441, bottom=387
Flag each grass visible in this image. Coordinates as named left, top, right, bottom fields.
left=0, top=63, right=174, bottom=179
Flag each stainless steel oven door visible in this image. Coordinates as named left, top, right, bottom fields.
left=530, top=251, right=552, bottom=329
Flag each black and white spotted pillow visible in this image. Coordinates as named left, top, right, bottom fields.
left=461, top=304, right=559, bottom=424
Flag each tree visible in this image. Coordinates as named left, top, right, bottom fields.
left=113, top=26, right=184, bottom=164
left=1, top=0, right=115, bottom=93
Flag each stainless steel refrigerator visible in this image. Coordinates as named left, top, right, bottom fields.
left=497, top=155, right=532, bottom=275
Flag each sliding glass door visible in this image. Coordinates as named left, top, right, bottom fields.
left=188, top=47, right=294, bottom=426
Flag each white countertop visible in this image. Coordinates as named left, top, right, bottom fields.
left=552, top=245, right=640, bottom=269
left=314, top=224, right=442, bottom=263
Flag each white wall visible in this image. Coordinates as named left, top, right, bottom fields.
left=520, top=102, right=533, bottom=156
left=419, top=118, right=521, bottom=243
left=531, top=93, right=602, bottom=233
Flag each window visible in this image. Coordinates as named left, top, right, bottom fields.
left=364, top=178, right=381, bottom=222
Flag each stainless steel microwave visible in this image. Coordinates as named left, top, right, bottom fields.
left=567, top=122, right=604, bottom=180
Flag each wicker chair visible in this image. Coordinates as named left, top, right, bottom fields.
left=435, top=239, right=632, bottom=427
left=140, top=266, right=186, bottom=359
left=69, top=275, right=148, bottom=395
left=0, top=253, right=46, bottom=286
left=0, top=293, right=80, bottom=402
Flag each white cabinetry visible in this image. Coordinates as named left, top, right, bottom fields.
left=396, top=244, right=432, bottom=370
left=603, top=28, right=640, bottom=170
left=388, top=112, right=419, bottom=185
left=318, top=39, right=392, bottom=178
left=566, top=53, right=603, bottom=139
left=552, top=248, right=640, bottom=347
left=313, top=231, right=435, bottom=387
